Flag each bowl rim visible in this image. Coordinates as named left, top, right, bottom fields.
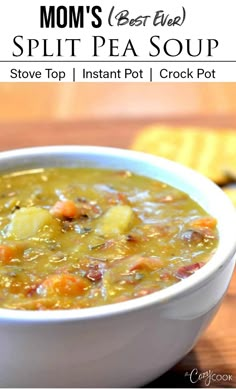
left=0, top=145, right=235, bottom=323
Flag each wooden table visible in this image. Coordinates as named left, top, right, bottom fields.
left=0, top=117, right=235, bottom=388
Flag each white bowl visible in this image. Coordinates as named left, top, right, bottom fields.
left=0, top=146, right=235, bottom=388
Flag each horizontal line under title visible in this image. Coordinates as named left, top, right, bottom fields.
left=0, top=0, right=235, bottom=81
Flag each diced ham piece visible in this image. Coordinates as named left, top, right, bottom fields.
left=175, top=262, right=205, bottom=279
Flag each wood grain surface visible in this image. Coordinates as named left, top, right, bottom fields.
left=0, top=116, right=235, bottom=388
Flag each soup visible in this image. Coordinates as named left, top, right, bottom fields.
left=0, top=168, right=218, bottom=310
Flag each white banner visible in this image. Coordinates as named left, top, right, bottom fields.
left=0, top=0, right=235, bottom=82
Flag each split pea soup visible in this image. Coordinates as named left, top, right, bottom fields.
left=0, top=167, right=218, bottom=310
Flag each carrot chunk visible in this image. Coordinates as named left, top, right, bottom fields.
left=50, top=200, right=78, bottom=219
left=39, top=274, right=89, bottom=297
left=0, top=245, right=15, bottom=263
left=190, top=217, right=217, bottom=229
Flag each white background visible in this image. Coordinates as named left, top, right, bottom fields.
left=0, top=0, right=235, bottom=82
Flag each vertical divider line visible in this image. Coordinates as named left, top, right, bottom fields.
left=150, top=67, right=153, bottom=82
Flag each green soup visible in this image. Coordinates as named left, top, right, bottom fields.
left=0, top=168, right=218, bottom=310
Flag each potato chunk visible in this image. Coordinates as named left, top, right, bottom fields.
left=96, top=205, right=135, bottom=237
left=7, top=207, right=55, bottom=240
